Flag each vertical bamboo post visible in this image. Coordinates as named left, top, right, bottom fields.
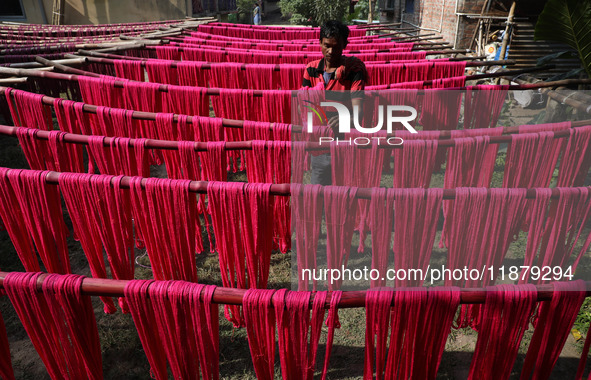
left=368, top=0, right=375, bottom=32
left=52, top=0, right=65, bottom=25
left=498, top=1, right=516, bottom=63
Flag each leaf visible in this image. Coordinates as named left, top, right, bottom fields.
left=534, top=0, right=591, bottom=78
left=572, top=328, right=583, bottom=341
left=536, top=50, right=579, bottom=66
left=546, top=67, right=585, bottom=81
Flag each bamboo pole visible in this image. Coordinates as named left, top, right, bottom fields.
left=0, top=42, right=149, bottom=55
left=389, top=34, right=439, bottom=41
left=3, top=79, right=588, bottom=135
left=356, top=22, right=402, bottom=29
left=0, top=64, right=553, bottom=94
left=498, top=1, right=516, bottom=64
left=1, top=272, right=588, bottom=307
left=0, top=85, right=242, bottom=128
left=0, top=167, right=576, bottom=200
left=0, top=77, right=27, bottom=84
left=0, top=21, right=185, bottom=34
left=0, top=120, right=583, bottom=154
left=52, top=0, right=65, bottom=25
left=145, top=44, right=464, bottom=56
left=367, top=0, right=374, bottom=27
left=73, top=50, right=512, bottom=67
left=555, top=88, right=591, bottom=105
left=6, top=57, right=86, bottom=69
left=509, top=77, right=591, bottom=115
left=35, top=56, right=99, bottom=77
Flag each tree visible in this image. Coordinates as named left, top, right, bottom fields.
left=535, top=0, right=591, bottom=78
left=279, top=0, right=350, bottom=26
left=236, top=0, right=257, bottom=23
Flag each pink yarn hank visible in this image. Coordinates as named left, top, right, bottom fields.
left=243, top=289, right=277, bottom=380
left=291, top=184, right=323, bottom=291
left=124, top=280, right=219, bottom=380
left=274, top=290, right=328, bottom=380
left=59, top=172, right=117, bottom=313
left=324, top=186, right=359, bottom=290
left=4, top=272, right=102, bottom=380
left=207, top=181, right=274, bottom=327
left=365, top=288, right=460, bottom=380
left=0, top=168, right=39, bottom=271
left=468, top=284, right=537, bottom=380
left=129, top=177, right=200, bottom=282
left=520, top=280, right=587, bottom=380
left=0, top=308, right=15, bottom=380
left=392, top=188, right=442, bottom=287
left=7, top=169, right=71, bottom=274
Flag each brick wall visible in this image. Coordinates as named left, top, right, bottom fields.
left=378, top=0, right=487, bottom=48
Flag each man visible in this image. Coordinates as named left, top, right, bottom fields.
left=302, top=20, right=368, bottom=185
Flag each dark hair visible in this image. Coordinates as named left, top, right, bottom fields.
left=319, top=20, right=350, bottom=43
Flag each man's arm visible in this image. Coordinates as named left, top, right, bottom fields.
left=350, top=61, right=366, bottom=129
left=302, top=63, right=313, bottom=88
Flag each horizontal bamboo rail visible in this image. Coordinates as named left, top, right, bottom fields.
left=0, top=271, right=588, bottom=306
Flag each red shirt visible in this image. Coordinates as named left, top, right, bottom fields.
left=302, top=56, right=367, bottom=97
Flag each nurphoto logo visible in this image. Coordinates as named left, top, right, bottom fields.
left=305, top=101, right=419, bottom=134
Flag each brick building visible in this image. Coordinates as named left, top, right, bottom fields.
left=377, top=0, right=546, bottom=49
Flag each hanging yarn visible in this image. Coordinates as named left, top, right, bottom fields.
left=365, top=287, right=460, bottom=380
left=324, top=186, right=359, bottom=290
left=520, top=280, right=587, bottom=380
left=4, top=272, right=102, bottom=380
left=243, top=289, right=277, bottom=380
left=291, top=184, right=323, bottom=291
left=59, top=172, right=118, bottom=313
left=468, top=284, right=537, bottom=380
left=274, top=290, right=327, bottom=380
left=6, top=169, right=70, bottom=274
left=124, top=280, right=219, bottom=380
left=128, top=177, right=200, bottom=281
left=207, top=181, right=274, bottom=327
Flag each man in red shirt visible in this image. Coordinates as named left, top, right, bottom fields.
left=302, top=21, right=367, bottom=93
left=302, top=20, right=368, bottom=185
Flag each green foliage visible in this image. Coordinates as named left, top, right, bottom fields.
left=345, top=0, right=369, bottom=23
left=279, top=0, right=351, bottom=26
left=546, top=68, right=586, bottom=81
left=278, top=0, right=313, bottom=25
left=314, top=0, right=350, bottom=26
left=534, top=0, right=591, bottom=78
left=355, top=0, right=370, bottom=20
left=575, top=297, right=591, bottom=336
left=236, top=0, right=257, bottom=24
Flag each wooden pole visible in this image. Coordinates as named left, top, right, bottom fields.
left=5, top=57, right=87, bottom=69
left=56, top=52, right=517, bottom=68
left=509, top=77, right=591, bottom=115
left=390, top=34, right=439, bottom=41
left=0, top=169, right=574, bottom=200
left=0, top=272, right=589, bottom=306
left=357, top=22, right=402, bottom=29
left=469, top=0, right=491, bottom=51
left=51, top=0, right=66, bottom=25
left=498, top=1, right=515, bottom=64
left=0, top=77, right=27, bottom=84
left=35, top=56, right=99, bottom=77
